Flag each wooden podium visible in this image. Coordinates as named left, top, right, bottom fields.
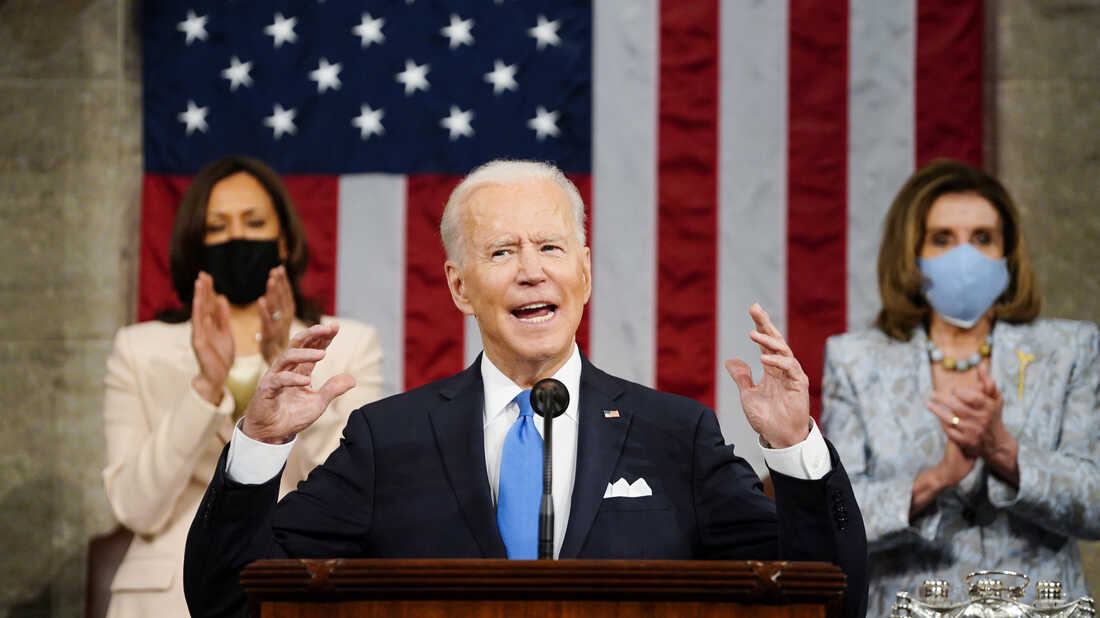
left=241, top=559, right=845, bottom=618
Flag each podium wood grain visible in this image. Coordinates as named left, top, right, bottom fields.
left=241, top=559, right=846, bottom=618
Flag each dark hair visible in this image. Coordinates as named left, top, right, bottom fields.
left=155, top=155, right=321, bottom=325
left=875, top=158, right=1040, bottom=340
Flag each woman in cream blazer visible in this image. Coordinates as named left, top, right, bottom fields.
left=102, top=317, right=380, bottom=618
left=101, top=155, right=383, bottom=617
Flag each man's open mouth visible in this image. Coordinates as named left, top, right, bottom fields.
left=512, top=302, right=557, bottom=323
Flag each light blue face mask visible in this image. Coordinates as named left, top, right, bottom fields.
left=917, top=243, right=1009, bottom=329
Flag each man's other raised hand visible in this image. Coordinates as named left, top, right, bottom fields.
left=240, top=323, right=355, bottom=444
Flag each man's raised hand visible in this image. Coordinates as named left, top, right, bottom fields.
left=724, top=303, right=811, bottom=448
left=240, top=323, right=355, bottom=444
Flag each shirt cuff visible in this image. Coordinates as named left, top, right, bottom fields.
left=225, top=419, right=296, bottom=485
left=760, top=419, right=832, bottom=480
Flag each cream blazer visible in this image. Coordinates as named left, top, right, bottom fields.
left=101, top=316, right=382, bottom=618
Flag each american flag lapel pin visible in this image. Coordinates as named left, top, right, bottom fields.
left=603, top=409, right=620, bottom=419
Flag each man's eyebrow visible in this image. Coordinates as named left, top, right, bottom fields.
left=534, top=233, right=567, bottom=243
left=486, top=236, right=519, bottom=250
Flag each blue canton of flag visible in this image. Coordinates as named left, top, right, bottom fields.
left=143, top=1, right=593, bottom=174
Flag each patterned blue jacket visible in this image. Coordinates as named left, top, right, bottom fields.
left=822, top=319, right=1099, bottom=616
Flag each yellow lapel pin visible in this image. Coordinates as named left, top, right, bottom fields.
left=1017, top=349, right=1035, bottom=399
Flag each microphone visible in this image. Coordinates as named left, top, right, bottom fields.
left=530, top=378, right=569, bottom=560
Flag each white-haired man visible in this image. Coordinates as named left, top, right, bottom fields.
left=184, top=160, right=868, bottom=618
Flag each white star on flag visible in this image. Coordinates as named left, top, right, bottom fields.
left=177, top=10, right=208, bottom=45
left=528, top=15, right=561, bottom=50
left=484, top=60, right=518, bottom=95
left=527, top=106, right=560, bottom=140
left=264, top=13, right=298, bottom=48
left=352, top=104, right=385, bottom=139
left=309, top=58, right=342, bottom=93
left=177, top=100, right=209, bottom=135
left=221, top=56, right=253, bottom=91
left=352, top=13, right=385, bottom=47
left=440, top=14, right=474, bottom=49
left=440, top=106, right=474, bottom=140
left=395, top=59, right=430, bottom=96
left=263, top=104, right=297, bottom=139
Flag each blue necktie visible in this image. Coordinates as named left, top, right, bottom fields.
left=496, top=389, right=543, bottom=559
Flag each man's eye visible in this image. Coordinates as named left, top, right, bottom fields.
left=541, top=244, right=562, bottom=253
left=491, top=249, right=510, bottom=258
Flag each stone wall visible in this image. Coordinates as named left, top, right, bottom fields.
left=0, top=0, right=141, bottom=615
left=0, top=1, right=1096, bottom=615
left=987, top=0, right=1100, bottom=594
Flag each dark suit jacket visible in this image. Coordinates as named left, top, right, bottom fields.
left=184, top=355, right=868, bottom=617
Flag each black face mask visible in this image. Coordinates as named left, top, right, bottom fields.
left=200, top=239, right=282, bottom=306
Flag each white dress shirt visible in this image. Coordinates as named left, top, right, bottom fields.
left=227, top=343, right=832, bottom=556
left=480, top=344, right=581, bottom=558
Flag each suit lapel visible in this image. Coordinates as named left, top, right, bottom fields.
left=559, top=358, right=629, bottom=558
left=427, top=356, right=507, bottom=558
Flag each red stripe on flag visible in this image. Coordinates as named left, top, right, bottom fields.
left=655, top=0, right=720, bottom=409
left=283, top=176, right=338, bottom=316
left=405, top=175, right=465, bottom=390
left=566, top=173, right=593, bottom=357
left=139, top=174, right=191, bottom=321
left=916, top=0, right=983, bottom=167
left=788, top=0, right=849, bottom=419
left=138, top=174, right=339, bottom=322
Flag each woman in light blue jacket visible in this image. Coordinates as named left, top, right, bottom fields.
left=821, top=159, right=1098, bottom=615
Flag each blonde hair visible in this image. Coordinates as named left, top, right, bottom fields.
left=875, top=159, right=1040, bottom=340
left=440, top=159, right=587, bottom=264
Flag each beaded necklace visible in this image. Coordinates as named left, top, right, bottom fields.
left=926, top=335, right=992, bottom=371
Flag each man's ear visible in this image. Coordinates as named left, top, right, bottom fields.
left=581, top=246, right=593, bottom=304
left=445, top=260, right=476, bottom=315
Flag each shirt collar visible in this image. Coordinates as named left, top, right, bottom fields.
left=481, top=344, right=582, bottom=427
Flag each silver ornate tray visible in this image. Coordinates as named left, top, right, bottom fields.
left=890, top=570, right=1095, bottom=617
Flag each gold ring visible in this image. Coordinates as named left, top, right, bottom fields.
left=951, top=416, right=960, bottom=426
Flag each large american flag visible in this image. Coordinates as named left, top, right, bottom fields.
left=140, top=0, right=982, bottom=475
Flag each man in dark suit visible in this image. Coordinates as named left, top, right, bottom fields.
left=184, top=160, right=868, bottom=617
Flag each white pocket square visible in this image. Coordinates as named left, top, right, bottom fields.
left=602, top=477, right=653, bottom=498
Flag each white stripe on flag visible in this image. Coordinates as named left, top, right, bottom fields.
left=717, top=0, right=789, bottom=477
left=337, top=174, right=406, bottom=397
left=590, top=0, right=658, bottom=387
left=847, top=0, right=915, bottom=332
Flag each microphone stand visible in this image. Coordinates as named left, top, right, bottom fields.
left=531, top=378, right=569, bottom=560
left=538, top=406, right=554, bottom=560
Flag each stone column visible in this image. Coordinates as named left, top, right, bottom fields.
left=987, top=0, right=1100, bottom=597
left=0, top=0, right=141, bottom=614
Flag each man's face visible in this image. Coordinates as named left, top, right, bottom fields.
left=445, top=178, right=591, bottom=380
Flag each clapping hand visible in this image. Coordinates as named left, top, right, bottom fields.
left=257, top=265, right=296, bottom=366
left=240, top=323, right=356, bottom=444
left=926, top=365, right=1019, bottom=483
left=724, top=303, right=811, bottom=448
left=191, top=272, right=234, bottom=405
